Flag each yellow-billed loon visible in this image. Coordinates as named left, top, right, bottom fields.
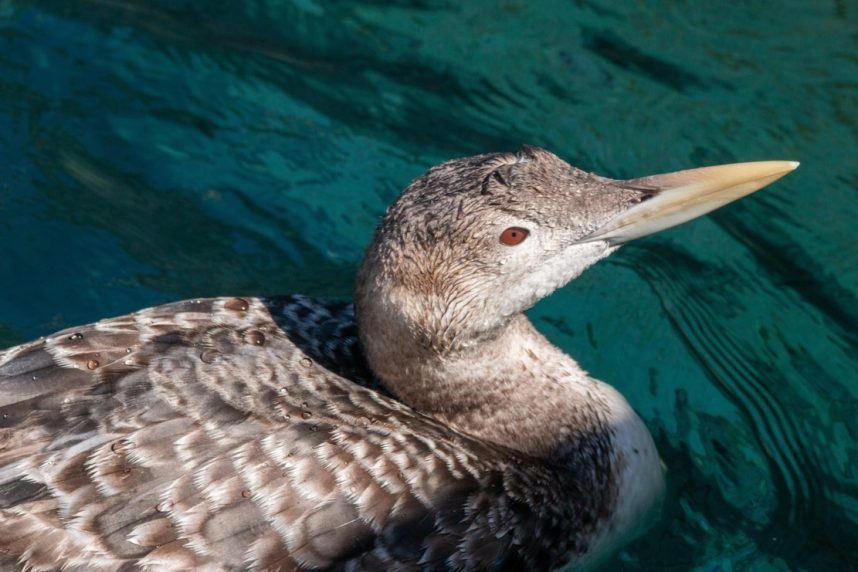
left=0, top=146, right=797, bottom=570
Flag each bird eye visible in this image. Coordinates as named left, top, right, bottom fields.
left=499, top=227, right=529, bottom=246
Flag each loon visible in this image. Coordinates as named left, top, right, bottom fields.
left=0, top=146, right=796, bottom=571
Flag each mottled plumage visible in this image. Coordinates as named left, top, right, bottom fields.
left=0, top=146, right=797, bottom=570
left=1, top=296, right=603, bottom=570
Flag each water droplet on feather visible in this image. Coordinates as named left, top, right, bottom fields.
left=200, top=349, right=219, bottom=363
left=243, top=330, right=265, bottom=346
left=224, top=297, right=249, bottom=311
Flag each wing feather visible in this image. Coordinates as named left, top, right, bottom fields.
left=0, top=296, right=573, bottom=571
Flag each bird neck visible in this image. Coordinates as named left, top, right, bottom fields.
left=356, top=298, right=612, bottom=458
left=356, top=286, right=666, bottom=541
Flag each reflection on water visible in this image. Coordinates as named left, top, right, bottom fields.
left=0, top=1, right=855, bottom=569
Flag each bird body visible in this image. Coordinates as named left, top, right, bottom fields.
left=0, top=147, right=797, bottom=570
left=0, top=296, right=657, bottom=570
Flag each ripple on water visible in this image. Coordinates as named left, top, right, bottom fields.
left=622, top=242, right=849, bottom=567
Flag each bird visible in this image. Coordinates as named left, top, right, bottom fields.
left=0, top=146, right=797, bottom=571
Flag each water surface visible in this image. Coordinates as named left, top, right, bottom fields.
left=0, top=1, right=855, bottom=569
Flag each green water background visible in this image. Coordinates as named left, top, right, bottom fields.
left=0, top=1, right=855, bottom=569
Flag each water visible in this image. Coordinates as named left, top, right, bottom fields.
left=0, top=1, right=855, bottom=569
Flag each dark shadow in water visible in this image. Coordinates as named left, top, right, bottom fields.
left=31, top=136, right=356, bottom=304
left=581, top=28, right=715, bottom=93
left=27, top=0, right=526, bottom=157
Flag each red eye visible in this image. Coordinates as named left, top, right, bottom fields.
left=499, top=227, right=529, bottom=246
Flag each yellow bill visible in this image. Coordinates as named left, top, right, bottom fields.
left=584, top=160, right=799, bottom=244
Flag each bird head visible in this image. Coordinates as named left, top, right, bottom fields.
left=356, top=146, right=797, bottom=354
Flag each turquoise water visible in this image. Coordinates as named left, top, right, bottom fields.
left=0, top=1, right=855, bottom=569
